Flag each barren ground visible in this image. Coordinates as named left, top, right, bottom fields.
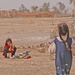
left=0, top=17, right=75, bottom=75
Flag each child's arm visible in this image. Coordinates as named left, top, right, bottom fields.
left=71, top=39, right=75, bottom=51
left=72, top=39, right=75, bottom=46
left=48, top=42, right=56, bottom=54
left=9, top=43, right=15, bottom=51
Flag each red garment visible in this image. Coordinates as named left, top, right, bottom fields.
left=3, top=45, right=14, bottom=56
left=4, top=45, right=10, bottom=49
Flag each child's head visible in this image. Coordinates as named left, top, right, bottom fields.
left=5, top=38, right=12, bottom=46
left=58, top=23, right=71, bottom=50
left=58, top=23, right=69, bottom=42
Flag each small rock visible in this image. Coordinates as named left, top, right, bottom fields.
left=28, top=46, right=31, bottom=48
left=39, top=43, right=45, bottom=47
left=38, top=47, right=45, bottom=53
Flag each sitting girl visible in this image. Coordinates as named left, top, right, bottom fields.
left=3, top=38, right=16, bottom=58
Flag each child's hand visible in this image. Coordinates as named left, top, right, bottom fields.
left=66, top=42, right=71, bottom=51
left=9, top=43, right=13, bottom=47
left=12, top=49, right=14, bottom=52
left=10, top=43, right=15, bottom=48
left=48, top=41, right=51, bottom=44
left=9, top=48, right=11, bottom=51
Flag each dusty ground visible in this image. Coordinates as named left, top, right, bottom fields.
left=0, top=17, right=75, bottom=75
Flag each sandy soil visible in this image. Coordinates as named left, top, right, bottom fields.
left=0, top=17, right=75, bottom=75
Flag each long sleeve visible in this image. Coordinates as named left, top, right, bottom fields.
left=72, top=39, right=75, bottom=46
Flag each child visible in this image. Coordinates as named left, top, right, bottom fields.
left=49, top=23, right=75, bottom=75
left=3, top=38, right=16, bottom=58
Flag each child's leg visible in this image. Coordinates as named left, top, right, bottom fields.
left=11, top=47, right=17, bottom=57
left=64, top=64, right=71, bottom=75
left=64, top=54, right=72, bottom=75
left=4, top=48, right=8, bottom=58
left=65, top=69, right=70, bottom=75
left=56, top=69, right=64, bottom=75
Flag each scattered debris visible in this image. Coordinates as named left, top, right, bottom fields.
left=38, top=47, right=45, bottom=53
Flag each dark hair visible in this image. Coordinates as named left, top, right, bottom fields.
left=5, top=38, right=12, bottom=45
left=58, top=23, right=71, bottom=50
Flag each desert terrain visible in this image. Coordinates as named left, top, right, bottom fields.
left=0, top=17, right=75, bottom=75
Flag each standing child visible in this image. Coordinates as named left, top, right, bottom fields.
left=3, top=38, right=17, bottom=58
left=49, top=23, right=75, bottom=75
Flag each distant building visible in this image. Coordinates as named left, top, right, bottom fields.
left=0, top=9, right=56, bottom=18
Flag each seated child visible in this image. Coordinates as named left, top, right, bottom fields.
left=3, top=38, right=17, bottom=58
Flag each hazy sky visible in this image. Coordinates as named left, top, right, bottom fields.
left=0, top=0, right=73, bottom=10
